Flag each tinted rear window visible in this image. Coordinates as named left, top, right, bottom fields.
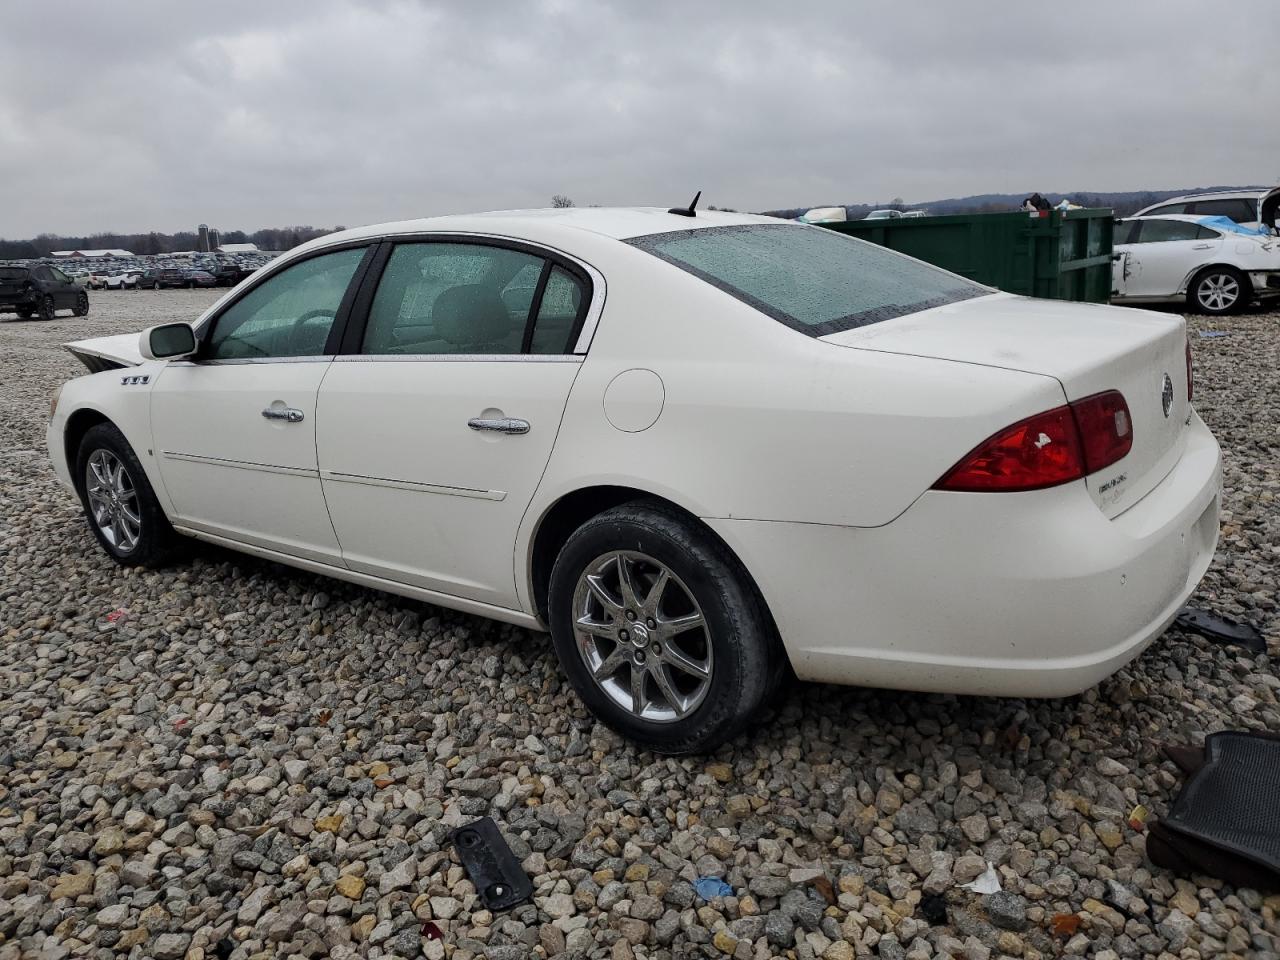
left=627, top=223, right=989, bottom=336
left=0, top=268, right=28, bottom=281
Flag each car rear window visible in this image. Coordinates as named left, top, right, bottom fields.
left=627, top=223, right=990, bottom=336
left=0, top=268, right=28, bottom=281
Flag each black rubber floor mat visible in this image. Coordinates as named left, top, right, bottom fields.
left=1152, top=732, right=1280, bottom=888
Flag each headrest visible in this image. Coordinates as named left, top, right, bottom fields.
left=432, top=284, right=510, bottom=347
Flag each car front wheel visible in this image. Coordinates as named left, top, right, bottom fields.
left=548, top=502, right=781, bottom=754
left=76, top=423, right=182, bottom=567
left=73, top=291, right=89, bottom=316
left=37, top=295, right=55, bottom=321
left=1190, top=266, right=1247, bottom=315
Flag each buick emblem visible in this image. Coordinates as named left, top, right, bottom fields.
left=1160, top=373, right=1174, bottom=418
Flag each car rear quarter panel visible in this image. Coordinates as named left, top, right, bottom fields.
left=519, top=245, right=1066, bottom=604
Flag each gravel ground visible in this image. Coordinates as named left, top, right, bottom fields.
left=1, top=291, right=1277, bottom=960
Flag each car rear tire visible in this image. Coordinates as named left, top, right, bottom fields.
left=73, top=291, right=89, bottom=317
left=153, top=281, right=162, bottom=291
left=547, top=501, right=781, bottom=754
left=75, top=423, right=183, bottom=568
left=37, top=295, right=55, bottom=321
left=1189, top=266, right=1247, bottom=315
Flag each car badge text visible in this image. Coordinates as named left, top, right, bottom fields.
left=1160, top=373, right=1174, bottom=418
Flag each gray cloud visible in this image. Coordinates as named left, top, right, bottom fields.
left=2, top=0, right=1277, bottom=237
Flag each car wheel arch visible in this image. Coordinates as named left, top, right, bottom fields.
left=1184, top=263, right=1252, bottom=298
left=525, top=485, right=783, bottom=650
left=64, top=408, right=113, bottom=484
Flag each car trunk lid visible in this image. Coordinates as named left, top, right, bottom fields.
left=821, top=293, right=1191, bottom=518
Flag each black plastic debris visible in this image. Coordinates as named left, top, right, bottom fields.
left=1175, top=606, right=1265, bottom=653
left=919, top=893, right=948, bottom=925
left=450, top=817, right=533, bottom=911
left=1148, top=731, right=1280, bottom=891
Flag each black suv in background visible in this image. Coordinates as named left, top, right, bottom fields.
left=0, top=265, right=89, bottom=319
left=137, top=268, right=187, bottom=290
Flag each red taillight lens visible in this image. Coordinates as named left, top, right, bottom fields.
left=934, top=406, right=1084, bottom=492
left=935, top=390, right=1133, bottom=493
left=1185, top=338, right=1193, bottom=401
left=1070, top=390, right=1133, bottom=473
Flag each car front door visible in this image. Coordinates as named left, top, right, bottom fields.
left=1121, top=219, right=1218, bottom=298
left=316, top=238, right=594, bottom=610
left=47, top=266, right=77, bottom=307
left=149, top=244, right=373, bottom=563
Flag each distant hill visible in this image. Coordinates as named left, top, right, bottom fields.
left=761, top=185, right=1272, bottom=221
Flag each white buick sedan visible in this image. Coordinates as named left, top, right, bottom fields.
left=48, top=207, right=1222, bottom=752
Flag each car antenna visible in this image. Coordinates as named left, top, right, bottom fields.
left=668, top=190, right=701, bottom=218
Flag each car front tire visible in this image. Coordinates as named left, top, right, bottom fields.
left=73, top=291, right=89, bottom=317
left=75, top=423, right=183, bottom=567
left=1189, top=266, right=1247, bottom=315
left=548, top=501, right=781, bottom=754
left=37, top=295, right=55, bottom=321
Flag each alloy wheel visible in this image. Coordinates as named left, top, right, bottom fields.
left=571, top=550, right=714, bottom=722
left=1197, top=273, right=1239, bottom=312
left=86, top=450, right=142, bottom=552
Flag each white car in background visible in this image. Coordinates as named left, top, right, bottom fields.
left=864, top=209, right=903, bottom=220
left=1134, top=187, right=1279, bottom=233
left=103, top=270, right=141, bottom=290
left=47, top=208, right=1220, bottom=752
left=1111, top=215, right=1280, bottom=314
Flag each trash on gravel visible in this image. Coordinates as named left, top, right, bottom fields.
left=1175, top=606, right=1266, bottom=653
left=449, top=817, right=533, bottom=911
left=960, top=863, right=1002, bottom=894
left=1127, top=803, right=1149, bottom=831
left=1051, top=913, right=1083, bottom=937
left=421, top=922, right=443, bottom=940
left=920, top=893, right=948, bottom=925
left=105, top=607, right=129, bottom=623
left=694, top=876, right=734, bottom=900
left=1198, top=330, right=1230, bottom=338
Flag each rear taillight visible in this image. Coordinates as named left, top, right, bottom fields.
left=1185, top=338, right=1193, bottom=401
left=1070, top=390, right=1133, bottom=473
left=935, top=390, right=1133, bottom=493
left=934, top=406, right=1083, bottom=492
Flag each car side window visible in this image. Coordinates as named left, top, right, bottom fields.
left=34, top=267, right=53, bottom=282
left=529, top=265, right=586, bottom=354
left=1132, top=219, right=1200, bottom=244
left=1147, top=203, right=1187, bottom=217
left=204, top=247, right=365, bottom=361
left=50, top=267, right=70, bottom=283
left=1196, top=226, right=1221, bottom=240
left=1112, top=220, right=1136, bottom=245
left=362, top=243, right=546, bottom=355
left=1194, top=199, right=1256, bottom=223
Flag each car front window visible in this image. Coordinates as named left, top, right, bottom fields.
left=628, top=223, right=990, bottom=336
left=204, top=248, right=365, bottom=360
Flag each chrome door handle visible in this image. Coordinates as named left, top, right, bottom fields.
left=262, top=407, right=305, bottom=423
left=1192, top=243, right=1213, bottom=250
left=468, top=417, right=530, bottom=435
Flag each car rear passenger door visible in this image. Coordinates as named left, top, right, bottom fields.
left=149, top=244, right=373, bottom=563
left=1123, top=219, right=1217, bottom=298
left=316, top=237, right=594, bottom=611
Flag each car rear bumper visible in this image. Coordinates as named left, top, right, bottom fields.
left=1247, top=271, right=1280, bottom=295
left=706, top=411, right=1222, bottom=698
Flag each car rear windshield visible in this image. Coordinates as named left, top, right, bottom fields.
left=0, top=268, right=28, bottom=281
left=627, top=223, right=990, bottom=336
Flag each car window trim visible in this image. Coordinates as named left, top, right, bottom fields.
left=192, top=241, right=377, bottom=364
left=338, top=232, right=598, bottom=359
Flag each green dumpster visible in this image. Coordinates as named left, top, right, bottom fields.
left=818, top=208, right=1114, bottom=304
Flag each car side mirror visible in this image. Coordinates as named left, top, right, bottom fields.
left=140, top=322, right=198, bottom=361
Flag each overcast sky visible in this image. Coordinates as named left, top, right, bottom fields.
left=2, top=0, right=1278, bottom=238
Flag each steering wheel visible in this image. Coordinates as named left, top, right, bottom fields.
left=286, top=308, right=337, bottom=354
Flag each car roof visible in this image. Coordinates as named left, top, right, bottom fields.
left=286, top=207, right=783, bottom=258
left=1121, top=214, right=1212, bottom=222
left=1145, top=189, right=1269, bottom=204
